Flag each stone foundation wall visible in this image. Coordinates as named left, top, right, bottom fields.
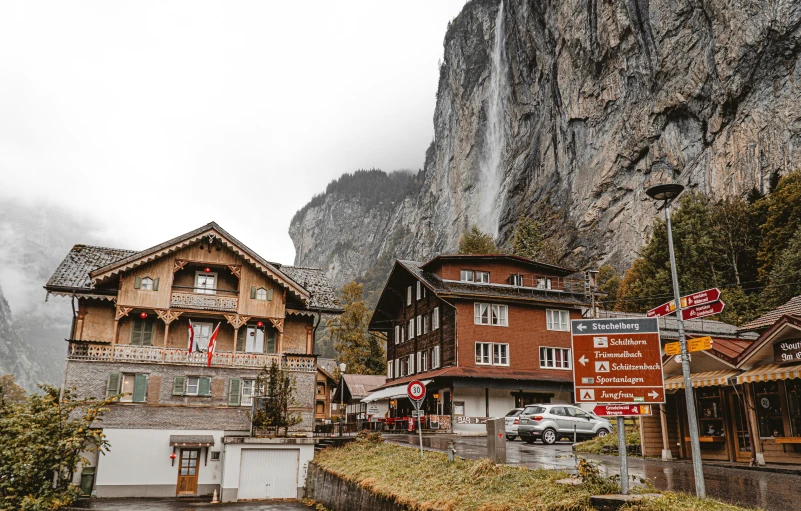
left=305, top=463, right=409, bottom=511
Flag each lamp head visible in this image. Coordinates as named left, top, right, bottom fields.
left=339, top=362, right=346, bottom=372
left=646, top=183, right=685, bottom=201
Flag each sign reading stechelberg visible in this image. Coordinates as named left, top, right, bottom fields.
left=571, top=318, right=665, bottom=404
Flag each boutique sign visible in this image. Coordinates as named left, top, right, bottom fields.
left=774, top=339, right=801, bottom=363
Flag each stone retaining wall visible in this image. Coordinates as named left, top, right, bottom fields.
left=305, top=463, right=409, bottom=511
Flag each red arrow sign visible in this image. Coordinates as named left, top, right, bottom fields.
left=647, top=288, right=721, bottom=318
left=594, top=405, right=653, bottom=417
left=682, top=300, right=725, bottom=321
left=680, top=288, right=720, bottom=308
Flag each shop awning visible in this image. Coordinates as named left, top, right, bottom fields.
left=169, top=435, right=215, bottom=447
left=737, top=363, right=801, bottom=384
left=664, top=370, right=738, bottom=390
left=361, top=380, right=431, bottom=403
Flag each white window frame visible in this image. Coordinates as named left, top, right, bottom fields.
left=432, top=308, right=440, bottom=330
left=255, top=287, right=267, bottom=300
left=388, top=362, right=394, bottom=379
left=408, top=318, right=415, bottom=339
left=423, top=315, right=428, bottom=334
left=476, top=271, right=490, bottom=283
left=509, top=274, right=524, bottom=286
left=539, top=347, right=572, bottom=370
left=416, top=281, right=422, bottom=300
left=474, top=303, right=508, bottom=326
left=395, top=325, right=400, bottom=345
left=407, top=354, right=415, bottom=374
left=241, top=379, right=256, bottom=406
left=432, top=346, right=440, bottom=369
left=186, top=376, right=200, bottom=396
left=420, top=351, right=427, bottom=372
left=493, top=343, right=510, bottom=366
left=394, top=359, right=400, bottom=378
left=537, top=277, right=553, bottom=290
left=195, top=271, right=217, bottom=295
left=475, top=342, right=492, bottom=365
left=546, top=309, right=570, bottom=331
left=407, top=286, right=412, bottom=306
left=416, top=315, right=422, bottom=336
left=416, top=351, right=422, bottom=373
left=140, top=277, right=154, bottom=290
left=460, top=270, right=475, bottom=282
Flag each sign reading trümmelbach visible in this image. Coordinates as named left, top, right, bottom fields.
left=571, top=318, right=665, bottom=404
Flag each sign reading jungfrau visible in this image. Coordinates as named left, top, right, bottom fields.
left=571, top=318, right=665, bottom=404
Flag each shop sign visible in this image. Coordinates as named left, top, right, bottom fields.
left=774, top=338, right=801, bottom=364
left=455, top=416, right=489, bottom=424
left=593, top=404, right=652, bottom=416
left=572, top=318, right=665, bottom=404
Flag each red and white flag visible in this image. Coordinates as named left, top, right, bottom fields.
left=206, top=322, right=221, bottom=367
left=187, top=319, right=196, bottom=353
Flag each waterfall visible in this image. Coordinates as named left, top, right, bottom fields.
left=478, top=1, right=508, bottom=238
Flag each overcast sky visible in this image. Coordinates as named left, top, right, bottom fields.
left=0, top=1, right=466, bottom=264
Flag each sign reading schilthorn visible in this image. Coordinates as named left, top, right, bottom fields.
left=571, top=317, right=665, bottom=405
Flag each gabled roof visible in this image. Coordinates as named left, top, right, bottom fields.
left=88, top=222, right=309, bottom=303
left=44, top=223, right=342, bottom=311
left=739, top=295, right=801, bottom=332
left=421, top=254, right=575, bottom=277
left=735, top=314, right=801, bottom=368
left=335, top=374, right=386, bottom=401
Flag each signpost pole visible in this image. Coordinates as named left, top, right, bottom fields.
left=416, top=402, right=424, bottom=459
left=664, top=198, right=706, bottom=498
left=617, top=416, right=629, bottom=495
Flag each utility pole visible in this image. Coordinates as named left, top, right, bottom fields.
left=646, top=183, right=706, bottom=498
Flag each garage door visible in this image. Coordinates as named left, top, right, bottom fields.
left=238, top=449, right=299, bottom=500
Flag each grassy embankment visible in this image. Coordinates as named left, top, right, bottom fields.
left=573, top=426, right=641, bottom=455
left=312, top=436, right=752, bottom=511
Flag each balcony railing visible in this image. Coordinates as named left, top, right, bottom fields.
left=66, top=342, right=316, bottom=372
left=170, top=290, right=238, bottom=312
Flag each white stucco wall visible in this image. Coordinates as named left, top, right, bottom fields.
left=97, top=429, right=223, bottom=489
left=451, top=388, right=573, bottom=434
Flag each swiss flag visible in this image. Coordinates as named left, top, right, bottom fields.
left=206, top=323, right=221, bottom=367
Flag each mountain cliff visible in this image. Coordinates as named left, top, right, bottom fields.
left=292, top=0, right=801, bottom=290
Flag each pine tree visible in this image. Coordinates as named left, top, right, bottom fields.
left=595, top=265, right=622, bottom=310
left=0, top=374, right=25, bottom=405
left=457, top=225, right=497, bottom=254
left=327, top=282, right=386, bottom=375
left=253, top=360, right=302, bottom=437
left=757, top=170, right=801, bottom=279
left=765, top=226, right=801, bottom=308
left=510, top=216, right=544, bottom=260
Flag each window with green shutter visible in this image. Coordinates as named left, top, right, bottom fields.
left=228, top=378, right=242, bottom=406
left=152, top=277, right=160, bottom=291
left=172, top=376, right=186, bottom=396
left=134, top=276, right=141, bottom=289
left=132, top=374, right=148, bottom=402
left=267, top=289, right=273, bottom=301
left=250, top=286, right=256, bottom=299
left=198, top=377, right=211, bottom=397
left=236, top=328, right=246, bottom=352
left=106, top=372, right=122, bottom=398
left=131, top=319, right=154, bottom=346
left=265, top=329, right=277, bottom=354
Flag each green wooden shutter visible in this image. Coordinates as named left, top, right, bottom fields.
left=133, top=374, right=148, bottom=402
left=267, top=289, right=274, bottom=301
left=142, top=321, right=154, bottom=346
left=172, top=376, right=186, bottom=396
left=153, top=277, right=160, bottom=291
left=134, top=276, right=141, bottom=289
left=131, top=320, right=143, bottom=346
left=265, top=330, right=276, bottom=354
left=236, top=329, right=246, bottom=352
left=228, top=378, right=241, bottom=406
left=199, top=377, right=211, bottom=397
left=106, top=372, right=122, bottom=398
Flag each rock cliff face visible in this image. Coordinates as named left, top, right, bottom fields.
left=291, top=0, right=801, bottom=288
left=0, top=285, right=43, bottom=391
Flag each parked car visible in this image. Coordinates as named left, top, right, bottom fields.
left=504, top=408, right=523, bottom=440
left=517, top=404, right=612, bottom=445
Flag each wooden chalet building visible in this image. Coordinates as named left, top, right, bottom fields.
left=366, top=254, right=590, bottom=434
left=45, top=222, right=341, bottom=501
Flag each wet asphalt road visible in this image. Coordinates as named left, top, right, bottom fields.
left=70, top=498, right=310, bottom=511
left=387, top=434, right=801, bottom=511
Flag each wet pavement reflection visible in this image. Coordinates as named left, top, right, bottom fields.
left=387, top=434, right=800, bottom=511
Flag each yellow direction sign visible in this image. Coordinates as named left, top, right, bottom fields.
left=688, top=336, right=713, bottom=352
left=664, top=342, right=681, bottom=356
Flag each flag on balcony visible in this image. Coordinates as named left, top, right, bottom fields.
left=187, top=319, right=197, bottom=353
left=206, top=322, right=221, bottom=367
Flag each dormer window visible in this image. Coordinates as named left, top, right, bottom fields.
left=460, top=270, right=475, bottom=282
left=134, top=276, right=159, bottom=291
left=250, top=287, right=273, bottom=301
left=256, top=288, right=267, bottom=300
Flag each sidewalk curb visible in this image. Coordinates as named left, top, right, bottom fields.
left=586, top=453, right=801, bottom=476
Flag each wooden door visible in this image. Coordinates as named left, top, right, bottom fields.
left=176, top=449, right=200, bottom=496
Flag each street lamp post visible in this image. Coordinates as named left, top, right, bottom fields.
left=646, top=183, right=706, bottom=498
left=339, top=362, right=346, bottom=437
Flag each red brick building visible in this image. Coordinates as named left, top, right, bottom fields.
left=367, top=254, right=590, bottom=434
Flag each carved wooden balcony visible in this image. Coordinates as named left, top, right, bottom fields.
left=66, top=341, right=315, bottom=371
left=170, top=289, right=238, bottom=312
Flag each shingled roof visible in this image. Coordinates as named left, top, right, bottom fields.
left=46, top=245, right=137, bottom=292
left=281, top=266, right=340, bottom=310
left=739, top=295, right=801, bottom=332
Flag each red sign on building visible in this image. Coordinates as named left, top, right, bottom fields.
left=571, top=318, right=665, bottom=404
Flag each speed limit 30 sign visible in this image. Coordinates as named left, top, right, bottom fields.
left=407, top=380, right=426, bottom=401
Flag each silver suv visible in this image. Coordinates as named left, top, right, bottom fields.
left=517, top=404, right=612, bottom=445
left=504, top=408, right=523, bottom=440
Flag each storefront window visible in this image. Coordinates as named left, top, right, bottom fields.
left=754, top=381, right=784, bottom=437
left=785, top=379, right=801, bottom=437
left=695, top=387, right=725, bottom=437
